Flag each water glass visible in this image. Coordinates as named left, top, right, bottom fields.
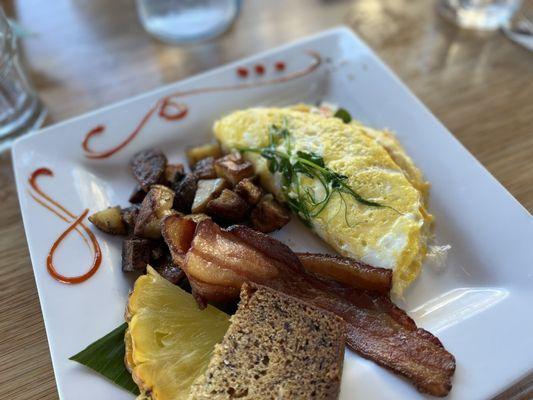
left=0, top=7, right=46, bottom=148
left=438, top=0, right=523, bottom=30
left=136, top=0, right=241, bottom=44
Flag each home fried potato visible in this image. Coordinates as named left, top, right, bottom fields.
left=234, top=178, right=263, bottom=206
left=162, top=164, right=185, bottom=186
left=122, top=237, right=151, bottom=272
left=214, top=153, right=254, bottom=185
left=193, top=157, right=217, bottom=180
left=186, top=143, right=222, bottom=167
left=131, top=149, right=167, bottom=191
left=191, top=178, right=229, bottom=214
left=250, top=194, right=290, bottom=233
left=205, top=189, right=249, bottom=223
left=88, top=206, right=127, bottom=235
left=172, top=173, right=198, bottom=213
left=134, top=185, right=176, bottom=239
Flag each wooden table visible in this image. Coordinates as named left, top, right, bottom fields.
left=1, top=0, right=531, bottom=399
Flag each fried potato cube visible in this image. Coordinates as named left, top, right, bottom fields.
left=122, top=237, right=151, bottom=272
left=88, top=206, right=127, bottom=235
left=206, top=189, right=249, bottom=223
left=214, top=153, right=254, bottom=185
left=134, top=185, right=176, bottom=239
left=130, top=149, right=167, bottom=191
left=250, top=194, right=291, bottom=233
left=234, top=178, right=263, bottom=206
left=121, top=204, right=141, bottom=234
left=192, top=178, right=229, bottom=214
left=163, top=164, right=185, bottom=186
left=172, top=173, right=198, bottom=214
left=186, top=143, right=222, bottom=167
left=155, top=261, right=185, bottom=285
left=193, top=157, right=217, bottom=180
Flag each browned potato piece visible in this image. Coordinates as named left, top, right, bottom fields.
left=88, top=206, right=127, bottom=235
left=185, top=213, right=211, bottom=223
left=191, top=178, right=229, bottom=214
left=122, top=237, right=151, bottom=272
left=250, top=194, right=290, bottom=233
left=234, top=178, right=263, bottom=206
left=206, top=189, right=249, bottom=223
left=214, top=153, right=254, bottom=185
left=121, top=204, right=141, bottom=234
left=193, top=157, right=217, bottom=180
left=162, top=164, right=184, bottom=186
left=130, top=149, right=167, bottom=191
left=156, top=262, right=185, bottom=285
left=172, top=173, right=198, bottom=213
left=134, top=185, right=175, bottom=239
left=149, top=241, right=167, bottom=265
left=129, top=185, right=146, bottom=204
left=186, top=143, right=222, bottom=167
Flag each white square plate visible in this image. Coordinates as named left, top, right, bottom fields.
left=12, top=27, right=533, bottom=400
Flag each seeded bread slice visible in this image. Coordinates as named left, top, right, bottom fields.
left=189, top=283, right=345, bottom=400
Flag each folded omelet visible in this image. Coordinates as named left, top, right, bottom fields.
left=213, top=107, right=431, bottom=295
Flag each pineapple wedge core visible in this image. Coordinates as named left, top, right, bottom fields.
left=125, top=266, right=230, bottom=400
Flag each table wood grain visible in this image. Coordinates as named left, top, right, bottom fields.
left=1, top=0, right=531, bottom=399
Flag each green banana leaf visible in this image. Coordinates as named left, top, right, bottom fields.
left=69, top=323, right=139, bottom=395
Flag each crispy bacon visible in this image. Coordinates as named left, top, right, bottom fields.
left=161, top=214, right=196, bottom=266
left=162, top=218, right=455, bottom=396
left=296, top=252, right=392, bottom=295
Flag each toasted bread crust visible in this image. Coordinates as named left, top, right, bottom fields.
left=189, top=283, right=345, bottom=399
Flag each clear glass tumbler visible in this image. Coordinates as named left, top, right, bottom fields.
left=0, top=7, right=46, bottom=148
left=136, top=0, right=241, bottom=44
left=438, top=0, right=523, bottom=30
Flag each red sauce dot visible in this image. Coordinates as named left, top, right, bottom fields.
left=254, top=64, right=265, bottom=75
left=275, top=61, right=286, bottom=71
left=237, top=67, right=248, bottom=78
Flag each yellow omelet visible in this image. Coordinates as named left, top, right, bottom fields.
left=213, top=107, right=432, bottom=296
left=289, top=103, right=430, bottom=199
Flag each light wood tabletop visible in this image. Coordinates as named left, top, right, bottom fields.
left=1, top=0, right=531, bottom=399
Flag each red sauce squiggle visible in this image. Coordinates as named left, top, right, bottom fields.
left=28, top=168, right=102, bottom=284
left=28, top=192, right=90, bottom=248
left=47, top=209, right=101, bottom=284
left=82, top=51, right=322, bottom=159
left=159, top=98, right=188, bottom=120
left=82, top=103, right=160, bottom=160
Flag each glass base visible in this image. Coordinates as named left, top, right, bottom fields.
left=136, top=0, right=240, bottom=45
left=140, top=17, right=236, bottom=44
left=438, top=0, right=521, bottom=30
left=0, top=97, right=46, bottom=152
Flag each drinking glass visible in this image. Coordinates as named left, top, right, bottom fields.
left=438, top=0, right=523, bottom=30
left=135, top=0, right=242, bottom=44
left=0, top=7, right=46, bottom=149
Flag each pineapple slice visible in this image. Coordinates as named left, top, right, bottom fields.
left=126, top=266, right=230, bottom=400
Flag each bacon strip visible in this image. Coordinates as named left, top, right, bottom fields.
left=296, top=252, right=392, bottom=294
left=164, top=218, right=455, bottom=396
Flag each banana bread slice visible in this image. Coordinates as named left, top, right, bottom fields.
left=189, top=283, right=345, bottom=400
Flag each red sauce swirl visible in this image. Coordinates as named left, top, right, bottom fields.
left=29, top=168, right=102, bottom=284
left=82, top=51, right=322, bottom=160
